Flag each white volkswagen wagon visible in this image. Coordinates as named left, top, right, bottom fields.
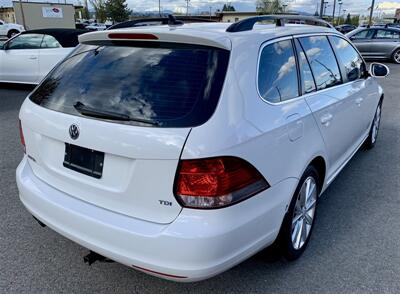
left=16, top=15, right=389, bottom=282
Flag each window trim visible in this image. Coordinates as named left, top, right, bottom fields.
left=256, top=36, right=301, bottom=105
left=294, top=38, right=317, bottom=95
left=256, top=32, right=370, bottom=106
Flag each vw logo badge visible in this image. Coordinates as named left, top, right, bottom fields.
left=69, top=124, right=80, bottom=140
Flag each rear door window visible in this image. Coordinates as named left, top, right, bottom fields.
left=299, top=36, right=342, bottom=90
left=258, top=39, right=299, bottom=103
left=29, top=43, right=230, bottom=128
left=329, top=36, right=366, bottom=82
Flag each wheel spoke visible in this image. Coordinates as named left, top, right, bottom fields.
left=292, top=219, right=302, bottom=249
left=295, top=220, right=304, bottom=249
left=304, top=212, right=313, bottom=225
left=306, top=197, right=316, bottom=211
left=300, top=219, right=307, bottom=245
left=292, top=211, right=302, bottom=225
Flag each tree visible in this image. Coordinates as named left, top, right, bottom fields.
left=345, top=13, right=351, bottom=24
left=222, top=3, right=236, bottom=11
left=105, top=0, right=131, bottom=23
left=256, top=0, right=283, bottom=14
left=89, top=0, right=107, bottom=22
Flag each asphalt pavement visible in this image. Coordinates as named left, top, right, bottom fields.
left=0, top=65, right=399, bottom=293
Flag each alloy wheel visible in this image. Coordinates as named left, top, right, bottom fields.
left=394, top=50, right=400, bottom=64
left=291, top=176, right=317, bottom=250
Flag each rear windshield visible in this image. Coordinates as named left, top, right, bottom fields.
left=30, top=43, right=230, bottom=128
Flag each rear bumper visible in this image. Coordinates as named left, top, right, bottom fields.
left=16, top=156, right=297, bottom=282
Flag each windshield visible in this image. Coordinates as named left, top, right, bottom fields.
left=30, top=43, right=230, bottom=128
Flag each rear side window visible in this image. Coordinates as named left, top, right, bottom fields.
left=29, top=44, right=230, bottom=128
left=299, top=36, right=341, bottom=90
left=374, top=29, right=400, bottom=39
left=330, top=36, right=366, bottom=82
left=258, top=40, right=299, bottom=103
left=294, top=39, right=316, bottom=94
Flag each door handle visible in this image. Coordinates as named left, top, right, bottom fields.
left=29, top=56, right=38, bottom=60
left=320, top=113, right=333, bottom=126
left=355, top=97, right=364, bottom=105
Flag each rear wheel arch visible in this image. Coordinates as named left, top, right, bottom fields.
left=308, top=156, right=326, bottom=193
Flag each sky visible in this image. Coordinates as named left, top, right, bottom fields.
left=1, top=0, right=400, bottom=17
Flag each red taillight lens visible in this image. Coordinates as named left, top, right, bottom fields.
left=19, top=119, right=26, bottom=153
left=174, top=157, right=269, bottom=209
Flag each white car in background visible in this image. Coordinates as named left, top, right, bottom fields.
left=0, top=19, right=24, bottom=38
left=0, top=28, right=87, bottom=84
left=17, top=15, right=389, bottom=281
left=86, top=22, right=107, bottom=31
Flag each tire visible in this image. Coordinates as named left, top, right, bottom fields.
left=364, top=100, right=383, bottom=150
left=7, top=29, right=19, bottom=39
left=278, top=166, right=320, bottom=261
left=392, top=48, right=400, bottom=64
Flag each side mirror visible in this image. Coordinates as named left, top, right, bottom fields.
left=369, top=62, right=389, bottom=78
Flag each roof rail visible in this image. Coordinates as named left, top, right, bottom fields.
left=226, top=15, right=334, bottom=33
left=107, top=15, right=215, bottom=30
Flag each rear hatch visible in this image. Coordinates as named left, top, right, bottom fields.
left=20, top=31, right=230, bottom=224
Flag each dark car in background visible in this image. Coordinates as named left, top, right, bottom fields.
left=347, top=27, right=400, bottom=63
left=335, top=24, right=356, bottom=34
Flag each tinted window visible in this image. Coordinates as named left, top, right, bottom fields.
left=295, top=39, right=316, bottom=94
left=374, top=29, right=400, bottom=39
left=352, top=29, right=375, bottom=39
left=29, top=44, right=229, bottom=128
left=41, top=35, right=62, bottom=48
left=258, top=40, right=299, bottom=103
left=7, top=34, right=43, bottom=49
left=299, top=36, right=341, bottom=90
left=330, top=36, right=366, bottom=82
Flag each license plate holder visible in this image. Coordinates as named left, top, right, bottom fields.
left=63, top=143, right=104, bottom=179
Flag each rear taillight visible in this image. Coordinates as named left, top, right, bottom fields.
left=19, top=120, right=26, bottom=153
left=174, top=157, right=269, bottom=209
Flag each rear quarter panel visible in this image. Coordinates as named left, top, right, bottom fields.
left=182, top=38, right=328, bottom=189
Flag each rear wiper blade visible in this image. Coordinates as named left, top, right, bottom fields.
left=73, top=102, right=159, bottom=125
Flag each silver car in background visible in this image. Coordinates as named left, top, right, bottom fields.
left=346, top=27, right=400, bottom=63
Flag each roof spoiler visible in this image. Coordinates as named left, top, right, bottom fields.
left=226, top=15, right=334, bottom=33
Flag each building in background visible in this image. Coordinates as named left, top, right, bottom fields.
left=13, top=1, right=75, bottom=30
left=218, top=11, right=262, bottom=23
left=396, top=8, right=400, bottom=23
left=0, top=6, right=15, bottom=23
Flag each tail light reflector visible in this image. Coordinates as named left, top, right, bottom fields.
left=19, top=120, right=26, bottom=153
left=174, top=157, right=269, bottom=209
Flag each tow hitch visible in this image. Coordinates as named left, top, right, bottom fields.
left=83, top=251, right=114, bottom=265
